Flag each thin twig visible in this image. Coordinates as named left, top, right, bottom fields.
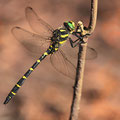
left=88, top=0, right=98, bottom=34
left=69, top=0, right=98, bottom=120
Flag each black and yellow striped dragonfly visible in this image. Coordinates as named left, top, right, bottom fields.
left=4, top=7, right=97, bottom=104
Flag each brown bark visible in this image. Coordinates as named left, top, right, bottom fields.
left=69, top=0, right=98, bottom=120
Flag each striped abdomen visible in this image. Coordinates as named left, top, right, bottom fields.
left=4, top=28, right=69, bottom=104
left=4, top=49, right=51, bottom=104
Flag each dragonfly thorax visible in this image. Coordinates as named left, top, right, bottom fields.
left=51, top=27, right=70, bottom=44
left=51, top=29, right=60, bottom=42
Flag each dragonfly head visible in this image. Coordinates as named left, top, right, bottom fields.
left=64, top=21, right=75, bottom=33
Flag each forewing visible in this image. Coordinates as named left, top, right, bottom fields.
left=25, top=7, right=54, bottom=37
left=86, top=46, right=97, bottom=60
left=11, top=27, right=51, bottom=55
left=50, top=49, right=76, bottom=79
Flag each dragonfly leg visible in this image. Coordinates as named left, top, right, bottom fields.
left=69, top=37, right=84, bottom=48
left=73, top=32, right=83, bottom=39
left=69, top=38, right=82, bottom=48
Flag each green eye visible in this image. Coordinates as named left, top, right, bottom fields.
left=68, top=22, right=74, bottom=29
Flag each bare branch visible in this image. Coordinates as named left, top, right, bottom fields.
left=69, top=43, right=87, bottom=120
left=69, top=0, right=98, bottom=120
left=88, top=0, right=98, bottom=34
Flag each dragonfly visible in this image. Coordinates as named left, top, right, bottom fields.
left=4, top=7, right=97, bottom=104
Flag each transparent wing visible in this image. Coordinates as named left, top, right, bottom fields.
left=59, top=38, right=97, bottom=61
left=50, top=49, right=76, bottom=79
left=50, top=39, right=97, bottom=79
left=12, top=27, right=51, bottom=55
left=25, top=7, right=54, bottom=37
left=68, top=34, right=97, bottom=60
left=86, top=46, right=97, bottom=60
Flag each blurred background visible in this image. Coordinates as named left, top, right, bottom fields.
left=0, top=0, right=120, bottom=120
